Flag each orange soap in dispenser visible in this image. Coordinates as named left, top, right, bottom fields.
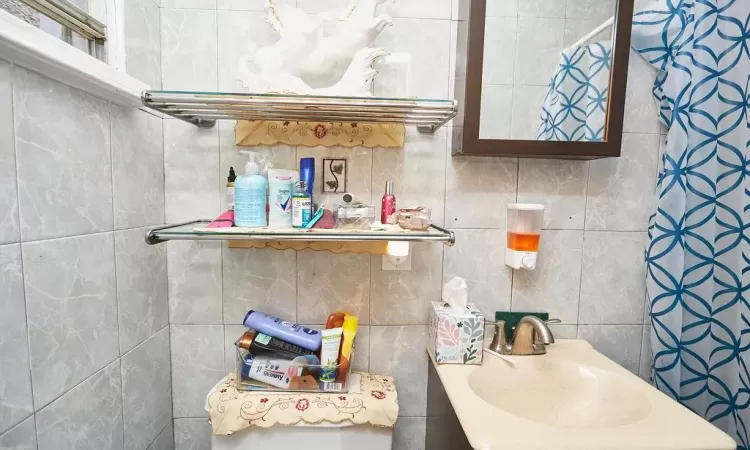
left=506, top=203, right=544, bottom=270
left=336, top=315, right=359, bottom=383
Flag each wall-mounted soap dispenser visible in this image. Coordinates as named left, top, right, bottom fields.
left=506, top=204, right=544, bottom=270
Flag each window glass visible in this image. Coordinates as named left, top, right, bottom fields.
left=1, top=0, right=106, bottom=61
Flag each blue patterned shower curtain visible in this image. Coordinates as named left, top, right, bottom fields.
left=633, top=0, right=749, bottom=447
left=537, top=42, right=612, bottom=141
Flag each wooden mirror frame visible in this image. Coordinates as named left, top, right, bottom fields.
left=451, top=0, right=635, bottom=159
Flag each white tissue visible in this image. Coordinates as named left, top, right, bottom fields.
left=442, top=276, right=468, bottom=314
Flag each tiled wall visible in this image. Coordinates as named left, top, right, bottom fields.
left=480, top=0, right=617, bottom=139
left=0, top=0, right=172, bottom=449
left=157, top=1, right=663, bottom=449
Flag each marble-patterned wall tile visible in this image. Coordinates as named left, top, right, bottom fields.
left=623, top=52, right=662, bottom=134
left=566, top=0, right=616, bottom=21
left=23, top=233, right=118, bottom=409
left=578, top=325, right=643, bottom=373
left=448, top=20, right=458, bottom=100
left=370, top=326, right=429, bottom=417
left=549, top=324, right=578, bottom=339
left=171, top=325, right=225, bottom=418
left=168, top=241, right=223, bottom=324
left=297, top=251, right=370, bottom=325
left=510, top=85, right=549, bottom=139
left=442, top=230, right=512, bottom=319
left=0, top=245, right=32, bottom=435
left=352, top=325, right=370, bottom=373
left=124, top=0, right=162, bottom=88
left=482, top=17, right=517, bottom=85
left=374, top=18, right=451, bottom=98
left=487, top=0, right=519, bottom=17
left=393, top=417, right=426, bottom=450
left=121, top=328, right=172, bottom=450
left=36, top=361, right=124, bottom=450
left=222, top=247, right=297, bottom=324
left=585, top=133, right=659, bottom=231
left=639, top=325, right=652, bottom=382
left=161, top=8, right=217, bottom=90
left=116, top=227, right=169, bottom=354
left=163, top=0, right=215, bottom=8
left=217, top=0, right=264, bottom=10
left=164, top=120, right=220, bottom=223
left=111, top=106, right=165, bottom=230
left=296, top=146, right=372, bottom=212
left=147, top=422, right=174, bottom=450
left=511, top=230, right=583, bottom=323
left=517, top=159, right=589, bottom=230
left=174, top=418, right=211, bottom=450
left=0, top=60, right=18, bottom=245
left=371, top=128, right=447, bottom=225
left=370, top=243, right=443, bottom=325
left=0, top=416, right=35, bottom=450
left=13, top=66, right=112, bottom=241
left=445, top=156, right=517, bottom=229
left=519, top=0, right=566, bottom=17
left=217, top=11, right=279, bottom=92
left=479, top=85, right=513, bottom=139
left=513, top=18, right=565, bottom=86
left=579, top=232, right=647, bottom=325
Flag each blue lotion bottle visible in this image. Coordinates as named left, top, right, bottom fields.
left=234, top=153, right=268, bottom=227
left=300, top=158, right=315, bottom=198
left=243, top=310, right=322, bottom=351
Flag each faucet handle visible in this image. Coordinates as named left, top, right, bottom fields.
left=545, top=318, right=562, bottom=324
left=488, top=320, right=508, bottom=353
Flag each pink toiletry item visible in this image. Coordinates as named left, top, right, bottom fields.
left=313, top=209, right=336, bottom=229
left=207, top=210, right=234, bottom=228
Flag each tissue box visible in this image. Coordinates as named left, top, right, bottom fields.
left=428, top=302, right=485, bottom=365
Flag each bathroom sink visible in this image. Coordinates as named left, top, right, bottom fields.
left=468, top=355, right=652, bottom=428
left=428, top=339, right=736, bottom=450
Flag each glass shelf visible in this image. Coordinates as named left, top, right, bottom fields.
left=141, top=90, right=458, bottom=134
left=145, top=220, right=456, bottom=246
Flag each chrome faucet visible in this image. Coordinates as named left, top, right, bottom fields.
left=488, top=316, right=557, bottom=355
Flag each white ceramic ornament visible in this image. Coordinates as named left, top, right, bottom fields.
left=239, top=0, right=394, bottom=96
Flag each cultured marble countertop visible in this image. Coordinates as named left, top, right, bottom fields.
left=428, top=339, right=736, bottom=450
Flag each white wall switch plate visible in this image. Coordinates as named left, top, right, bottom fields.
left=382, top=253, right=412, bottom=271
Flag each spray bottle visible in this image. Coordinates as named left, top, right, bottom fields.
left=234, top=151, right=268, bottom=228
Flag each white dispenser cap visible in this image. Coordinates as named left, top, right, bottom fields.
left=240, top=151, right=261, bottom=174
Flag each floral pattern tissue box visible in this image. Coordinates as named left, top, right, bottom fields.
left=428, top=301, right=485, bottom=365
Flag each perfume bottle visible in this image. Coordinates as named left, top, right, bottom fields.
left=381, top=181, right=396, bottom=224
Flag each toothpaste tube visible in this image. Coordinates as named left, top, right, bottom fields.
left=319, top=327, right=343, bottom=382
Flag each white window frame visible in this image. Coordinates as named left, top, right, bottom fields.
left=0, top=0, right=148, bottom=106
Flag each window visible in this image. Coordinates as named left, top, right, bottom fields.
left=0, top=0, right=106, bottom=61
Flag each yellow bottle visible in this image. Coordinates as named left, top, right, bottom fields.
left=336, top=315, right=359, bottom=383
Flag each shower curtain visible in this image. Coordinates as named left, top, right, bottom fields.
left=537, top=42, right=611, bottom=141
left=633, top=0, right=749, bottom=448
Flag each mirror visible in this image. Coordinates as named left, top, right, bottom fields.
left=481, top=2, right=617, bottom=141
left=452, top=0, right=635, bottom=158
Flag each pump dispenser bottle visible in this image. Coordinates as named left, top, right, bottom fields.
left=234, top=152, right=268, bottom=228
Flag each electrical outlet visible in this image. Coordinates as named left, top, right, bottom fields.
left=382, top=252, right=411, bottom=271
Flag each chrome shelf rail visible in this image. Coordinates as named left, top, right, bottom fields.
left=141, top=90, right=458, bottom=134
left=145, top=220, right=456, bottom=246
